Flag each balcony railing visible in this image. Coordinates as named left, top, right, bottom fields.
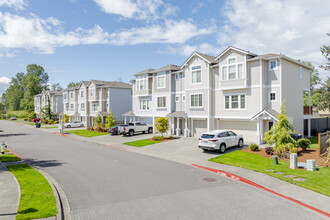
left=303, top=106, right=313, bottom=115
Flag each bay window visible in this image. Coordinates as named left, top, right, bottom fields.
left=136, top=75, right=148, bottom=91
left=221, top=57, right=244, bottom=81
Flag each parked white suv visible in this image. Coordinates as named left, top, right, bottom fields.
left=198, top=130, right=243, bottom=153
left=64, top=121, right=84, bottom=128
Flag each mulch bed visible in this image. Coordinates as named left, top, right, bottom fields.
left=147, top=137, right=174, bottom=142
left=242, top=147, right=327, bottom=167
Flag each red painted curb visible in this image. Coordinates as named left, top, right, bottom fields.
left=52, top=132, right=68, bottom=137
left=108, top=145, right=127, bottom=151
left=6, top=149, right=23, bottom=160
left=191, top=164, right=330, bottom=218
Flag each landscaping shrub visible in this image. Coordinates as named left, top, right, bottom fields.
left=87, top=127, right=94, bottom=131
left=94, top=124, right=105, bottom=132
left=24, top=118, right=28, bottom=121
left=265, top=147, right=274, bottom=155
left=48, top=119, right=54, bottom=124
left=249, top=144, right=259, bottom=151
left=152, top=136, right=164, bottom=141
left=27, top=112, right=37, bottom=122
left=286, top=143, right=298, bottom=154
left=167, top=136, right=175, bottom=139
left=6, top=110, right=29, bottom=119
left=297, top=138, right=311, bottom=151
left=54, top=121, right=58, bottom=124
left=43, top=119, right=49, bottom=124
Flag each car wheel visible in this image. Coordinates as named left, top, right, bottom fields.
left=148, top=127, right=153, bottom=134
left=219, top=144, right=226, bottom=153
left=238, top=139, right=243, bottom=147
left=203, top=149, right=209, bottom=152
left=67, top=125, right=71, bottom=128
left=129, top=130, right=134, bottom=136
left=142, top=131, right=145, bottom=134
left=80, top=124, right=84, bottom=127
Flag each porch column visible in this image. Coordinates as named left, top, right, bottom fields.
left=176, top=117, right=180, bottom=136
left=184, top=118, right=188, bottom=137
left=216, top=118, right=219, bottom=130
left=124, top=116, right=127, bottom=124
left=308, top=119, right=311, bottom=137
left=168, top=117, right=172, bottom=135
left=256, top=118, right=260, bottom=145
left=308, top=91, right=311, bottom=114
left=171, top=117, right=175, bottom=135
left=260, top=118, right=264, bottom=144
left=191, top=118, right=194, bottom=137
left=152, top=116, right=155, bottom=134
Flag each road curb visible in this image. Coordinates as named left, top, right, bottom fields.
left=7, top=149, right=71, bottom=220
left=191, top=163, right=330, bottom=218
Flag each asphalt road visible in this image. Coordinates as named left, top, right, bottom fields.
left=0, top=121, right=324, bottom=219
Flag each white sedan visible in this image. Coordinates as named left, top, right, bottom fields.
left=64, top=121, right=84, bottom=128
left=198, top=130, right=244, bottom=153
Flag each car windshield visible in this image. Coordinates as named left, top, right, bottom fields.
left=201, top=134, right=215, bottom=139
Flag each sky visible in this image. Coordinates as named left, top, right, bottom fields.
left=0, top=0, right=329, bottom=95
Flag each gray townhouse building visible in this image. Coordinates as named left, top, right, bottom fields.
left=126, top=46, right=313, bottom=144
left=34, top=90, right=63, bottom=117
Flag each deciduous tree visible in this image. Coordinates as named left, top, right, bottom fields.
left=155, top=117, right=169, bottom=137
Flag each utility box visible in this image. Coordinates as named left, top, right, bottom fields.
left=290, top=153, right=298, bottom=169
left=306, top=160, right=316, bottom=171
left=58, top=123, right=64, bottom=134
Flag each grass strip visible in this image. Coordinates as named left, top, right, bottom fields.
left=0, top=153, right=21, bottom=162
left=42, top=126, right=58, bottom=129
left=209, top=150, right=330, bottom=197
left=65, top=129, right=108, bottom=137
left=7, top=164, right=57, bottom=220
left=309, top=136, right=318, bottom=149
left=124, top=139, right=161, bottom=147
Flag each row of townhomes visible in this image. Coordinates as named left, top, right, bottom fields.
left=34, top=80, right=132, bottom=127
left=34, top=46, right=313, bottom=144
left=34, top=90, right=63, bottom=116
left=125, top=46, right=313, bottom=144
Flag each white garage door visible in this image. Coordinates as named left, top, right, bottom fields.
left=137, top=117, right=153, bottom=125
left=219, top=120, right=257, bottom=144
left=193, top=120, right=207, bottom=137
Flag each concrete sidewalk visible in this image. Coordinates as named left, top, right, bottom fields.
left=0, top=161, right=19, bottom=220
left=27, top=124, right=330, bottom=215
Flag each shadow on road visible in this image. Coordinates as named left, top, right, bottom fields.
left=23, top=158, right=65, bottom=168
left=0, top=133, right=30, bottom=137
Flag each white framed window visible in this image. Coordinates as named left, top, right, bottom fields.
left=182, top=95, right=186, bottom=102
left=224, top=94, right=246, bottom=110
left=157, top=97, right=166, bottom=108
left=175, top=96, right=179, bottom=102
left=191, top=65, right=201, bottom=84
left=92, top=103, right=99, bottom=111
left=64, top=94, right=67, bottom=99
left=228, top=65, right=236, bottom=79
left=269, top=92, right=277, bottom=102
left=157, top=72, right=166, bottom=89
left=182, top=73, right=185, bottom=79
left=175, top=74, right=180, bottom=80
left=81, top=103, right=85, bottom=109
left=81, top=91, right=84, bottom=97
left=90, top=87, right=94, bottom=97
left=70, top=104, right=74, bottom=110
left=228, top=57, right=236, bottom=64
left=136, top=75, right=148, bottom=91
left=222, top=66, right=227, bottom=80
left=65, top=103, right=69, bottom=111
left=221, top=57, right=244, bottom=81
left=191, top=94, right=202, bottom=107
left=238, top=64, right=243, bottom=79
left=139, top=100, right=149, bottom=110
left=70, top=92, right=73, bottom=98
left=269, top=60, right=277, bottom=70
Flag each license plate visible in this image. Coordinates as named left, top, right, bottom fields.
left=202, top=141, right=208, bottom=144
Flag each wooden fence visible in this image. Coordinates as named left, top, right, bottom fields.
left=304, top=117, right=330, bottom=136
left=319, top=131, right=330, bottom=156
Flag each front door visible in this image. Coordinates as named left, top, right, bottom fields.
left=269, top=122, right=274, bottom=131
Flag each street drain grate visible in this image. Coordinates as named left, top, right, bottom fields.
left=203, top=178, right=217, bottom=182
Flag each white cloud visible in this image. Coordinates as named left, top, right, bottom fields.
left=192, top=3, right=204, bottom=14
left=92, top=0, right=179, bottom=20
left=0, top=0, right=26, bottom=10
left=0, top=76, right=11, bottom=95
left=218, top=0, right=330, bottom=79
left=167, top=43, right=221, bottom=57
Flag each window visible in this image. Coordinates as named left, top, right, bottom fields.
left=92, top=103, right=99, bottom=111
left=222, top=66, right=227, bottom=80
left=224, top=94, right=246, bottom=109
left=70, top=104, right=74, bottom=110
left=228, top=131, right=236, bottom=136
left=270, top=60, right=277, bottom=70
left=228, top=57, right=236, bottom=64
left=65, top=103, right=69, bottom=111
left=182, top=95, right=186, bottom=102
left=270, top=92, right=276, bottom=101
left=70, top=92, right=73, bottom=98
left=139, top=100, right=149, bottom=110
left=64, top=94, right=67, bottom=99
left=300, top=67, right=302, bottom=78
left=175, top=74, right=180, bottom=80
left=228, top=65, right=236, bottom=79
left=175, top=96, right=179, bottom=102
left=191, top=65, right=201, bottom=84
left=157, top=97, right=166, bottom=108
left=81, top=91, right=84, bottom=97
left=136, top=75, right=148, bottom=91
left=81, top=103, right=85, bottom=109
left=191, top=94, right=202, bottom=107
left=182, top=73, right=185, bottom=79
left=238, top=64, right=243, bottom=79
left=157, top=72, right=166, bottom=88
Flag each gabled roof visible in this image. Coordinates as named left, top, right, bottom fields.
left=87, top=80, right=131, bottom=89
left=251, top=109, right=279, bottom=121
left=181, top=51, right=217, bottom=68
left=167, top=111, right=186, bottom=117
left=150, top=64, right=180, bottom=73
left=133, top=68, right=155, bottom=76
left=122, top=110, right=135, bottom=117
left=216, top=46, right=257, bottom=60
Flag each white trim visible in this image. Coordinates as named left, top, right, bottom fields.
left=181, top=52, right=211, bottom=68
left=191, top=65, right=202, bottom=85
left=224, top=93, right=246, bottom=110
left=260, top=59, right=263, bottom=110
left=269, top=60, right=278, bottom=70
left=279, top=58, right=282, bottom=104
left=156, top=72, right=166, bottom=89
left=190, top=93, right=203, bottom=108
left=156, top=96, right=166, bottom=108
left=215, top=46, right=255, bottom=60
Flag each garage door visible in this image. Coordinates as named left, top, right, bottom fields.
left=193, top=120, right=207, bottom=137
left=137, top=117, right=153, bottom=125
left=219, top=120, right=257, bottom=144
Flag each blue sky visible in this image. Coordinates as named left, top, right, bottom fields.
left=0, top=0, right=329, bottom=94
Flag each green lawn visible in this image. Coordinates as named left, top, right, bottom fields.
left=0, top=152, right=21, bottom=162
left=65, top=129, right=108, bottom=137
left=309, top=136, right=319, bottom=149
left=42, top=126, right=58, bottom=129
left=7, top=164, right=57, bottom=220
left=124, top=139, right=161, bottom=147
left=209, top=150, right=330, bottom=197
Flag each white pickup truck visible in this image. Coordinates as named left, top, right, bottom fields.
left=118, top=121, right=153, bottom=136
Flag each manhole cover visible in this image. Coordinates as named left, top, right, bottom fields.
left=203, top=178, right=217, bottom=182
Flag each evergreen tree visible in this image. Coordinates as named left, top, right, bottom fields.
left=42, top=95, right=53, bottom=119
left=105, top=110, right=116, bottom=130
left=94, top=113, right=103, bottom=126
